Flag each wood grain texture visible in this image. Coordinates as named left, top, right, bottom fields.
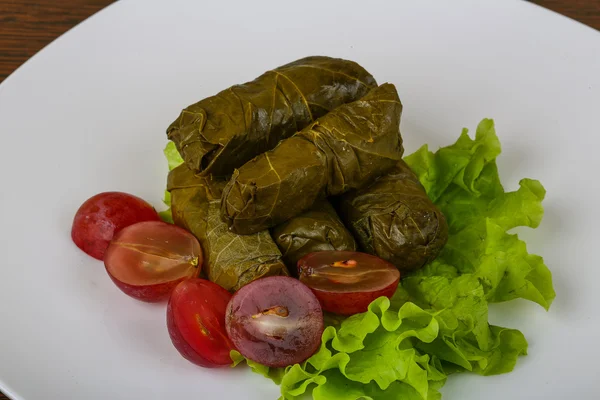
left=0, top=0, right=597, bottom=399
left=0, top=0, right=115, bottom=82
left=531, top=0, right=600, bottom=30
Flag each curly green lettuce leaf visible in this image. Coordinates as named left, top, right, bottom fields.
left=230, top=350, right=287, bottom=385
left=405, top=119, right=555, bottom=310
left=278, top=297, right=443, bottom=400
left=397, top=274, right=528, bottom=375
left=251, top=279, right=525, bottom=400
left=213, top=119, right=553, bottom=399
left=158, top=190, right=174, bottom=223
left=159, top=142, right=184, bottom=223
left=404, top=119, right=501, bottom=203
left=308, top=358, right=446, bottom=400
left=164, top=141, right=185, bottom=171
left=269, top=276, right=528, bottom=400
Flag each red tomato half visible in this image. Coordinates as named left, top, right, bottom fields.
left=104, top=221, right=202, bottom=302
left=167, top=279, right=236, bottom=368
left=298, top=251, right=400, bottom=315
left=72, top=192, right=160, bottom=260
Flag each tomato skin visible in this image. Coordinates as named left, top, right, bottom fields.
left=298, top=251, right=400, bottom=315
left=167, top=279, right=235, bottom=368
left=108, top=274, right=187, bottom=303
left=72, top=192, right=160, bottom=260
left=104, top=221, right=202, bottom=302
left=310, top=279, right=399, bottom=315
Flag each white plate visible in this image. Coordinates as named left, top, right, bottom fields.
left=1, top=0, right=599, bottom=399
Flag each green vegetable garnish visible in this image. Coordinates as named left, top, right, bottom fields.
left=230, top=119, right=555, bottom=400
left=158, top=141, right=184, bottom=223
left=163, top=140, right=185, bottom=171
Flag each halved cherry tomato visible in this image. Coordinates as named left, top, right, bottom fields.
left=167, top=279, right=236, bottom=368
left=298, top=251, right=400, bottom=315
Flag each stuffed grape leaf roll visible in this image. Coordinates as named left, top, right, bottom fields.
left=167, top=56, right=377, bottom=177
left=271, top=199, right=356, bottom=273
left=167, top=165, right=288, bottom=291
left=338, top=160, right=448, bottom=272
left=221, top=83, right=404, bottom=235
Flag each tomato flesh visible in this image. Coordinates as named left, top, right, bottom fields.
left=167, top=279, right=235, bottom=368
left=104, top=221, right=202, bottom=302
left=225, top=276, right=323, bottom=367
left=298, top=251, right=400, bottom=315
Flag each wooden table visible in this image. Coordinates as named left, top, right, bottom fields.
left=0, top=0, right=598, bottom=398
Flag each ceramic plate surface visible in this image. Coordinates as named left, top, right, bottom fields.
left=0, top=0, right=599, bottom=399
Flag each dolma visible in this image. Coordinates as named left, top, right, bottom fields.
left=338, top=160, right=448, bottom=272
left=221, top=83, right=404, bottom=235
left=271, top=199, right=357, bottom=273
left=167, top=165, right=288, bottom=292
left=167, top=56, right=377, bottom=177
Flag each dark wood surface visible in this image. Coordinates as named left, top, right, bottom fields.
left=0, top=0, right=597, bottom=398
left=0, top=0, right=115, bottom=83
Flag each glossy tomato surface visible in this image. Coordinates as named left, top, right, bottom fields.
left=167, top=279, right=235, bottom=368
left=104, top=221, right=202, bottom=302
left=72, top=192, right=160, bottom=260
left=298, top=251, right=400, bottom=315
